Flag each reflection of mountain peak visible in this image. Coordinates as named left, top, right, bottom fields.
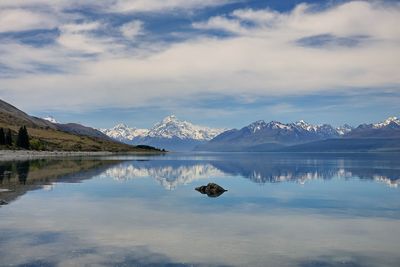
left=101, top=163, right=225, bottom=190
left=97, top=157, right=400, bottom=189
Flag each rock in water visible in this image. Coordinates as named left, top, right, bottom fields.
left=0, top=199, right=8, bottom=205
left=195, top=183, right=227, bottom=198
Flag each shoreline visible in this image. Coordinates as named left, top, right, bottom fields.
left=0, top=150, right=116, bottom=161
left=0, top=149, right=167, bottom=161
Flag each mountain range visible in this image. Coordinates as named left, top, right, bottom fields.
left=100, top=115, right=226, bottom=151
left=4, top=96, right=398, bottom=152
left=197, top=117, right=400, bottom=152
left=99, top=115, right=400, bottom=152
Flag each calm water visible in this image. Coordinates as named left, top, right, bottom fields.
left=0, top=153, right=399, bottom=267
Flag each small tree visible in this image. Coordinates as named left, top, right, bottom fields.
left=0, top=128, right=5, bottom=146
left=5, top=129, right=12, bottom=146
left=16, top=126, right=30, bottom=149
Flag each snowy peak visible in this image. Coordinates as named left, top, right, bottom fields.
left=294, top=120, right=318, bottom=132
left=43, top=116, right=59, bottom=124
left=101, top=115, right=226, bottom=142
left=247, top=120, right=267, bottom=133
left=373, top=116, right=400, bottom=128
left=267, top=121, right=292, bottom=130
left=114, top=123, right=129, bottom=129
left=148, top=115, right=225, bottom=140
left=242, top=119, right=344, bottom=138
left=100, top=123, right=149, bottom=141
left=336, top=124, right=353, bottom=135
left=239, top=116, right=399, bottom=139
left=161, top=115, right=178, bottom=124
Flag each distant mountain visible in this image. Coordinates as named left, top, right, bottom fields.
left=196, top=119, right=348, bottom=151
left=100, top=123, right=149, bottom=142
left=196, top=117, right=399, bottom=152
left=336, top=124, right=353, bottom=135
left=147, top=115, right=223, bottom=140
left=345, top=116, right=400, bottom=138
left=101, top=115, right=226, bottom=151
left=43, top=116, right=59, bottom=124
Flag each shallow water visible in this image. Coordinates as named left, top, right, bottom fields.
left=0, top=153, right=399, bottom=267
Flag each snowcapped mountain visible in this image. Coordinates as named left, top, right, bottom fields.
left=346, top=116, right=400, bottom=138
left=43, top=116, right=59, bottom=124
left=100, top=115, right=226, bottom=151
left=147, top=115, right=224, bottom=140
left=336, top=124, right=353, bottom=135
left=100, top=115, right=399, bottom=152
left=197, top=119, right=354, bottom=152
left=294, top=120, right=349, bottom=138
left=248, top=119, right=347, bottom=138
left=246, top=119, right=348, bottom=138
left=372, top=116, right=400, bottom=129
left=354, top=116, right=400, bottom=131
left=100, top=123, right=149, bottom=142
left=198, top=116, right=400, bottom=152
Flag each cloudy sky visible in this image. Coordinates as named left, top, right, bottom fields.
left=0, top=0, right=399, bottom=129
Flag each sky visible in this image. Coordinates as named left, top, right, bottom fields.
left=0, top=0, right=399, bottom=129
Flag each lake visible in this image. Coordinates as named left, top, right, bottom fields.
left=0, top=153, right=399, bottom=267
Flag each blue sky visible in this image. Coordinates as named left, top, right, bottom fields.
left=0, top=0, right=399, bottom=129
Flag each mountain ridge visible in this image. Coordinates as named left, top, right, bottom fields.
left=44, top=111, right=399, bottom=152
left=196, top=116, right=399, bottom=152
left=100, top=115, right=226, bottom=151
left=0, top=99, right=160, bottom=152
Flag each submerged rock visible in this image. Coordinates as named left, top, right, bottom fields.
left=195, top=183, right=227, bottom=198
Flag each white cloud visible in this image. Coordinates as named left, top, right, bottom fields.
left=0, top=0, right=232, bottom=14
left=60, top=22, right=101, bottom=33
left=0, top=8, right=57, bottom=32
left=193, top=16, right=246, bottom=34
left=0, top=0, right=111, bottom=9
left=56, top=22, right=112, bottom=54
left=0, top=1, right=399, bottom=113
left=111, top=0, right=233, bottom=13
left=120, top=20, right=144, bottom=39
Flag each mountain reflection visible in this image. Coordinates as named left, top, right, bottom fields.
left=0, top=159, right=121, bottom=204
left=101, top=161, right=225, bottom=190
left=99, top=155, right=400, bottom=189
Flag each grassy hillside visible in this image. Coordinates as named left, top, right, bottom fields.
left=0, top=123, right=161, bottom=152
left=0, top=99, right=163, bottom=152
left=0, top=100, right=56, bottom=129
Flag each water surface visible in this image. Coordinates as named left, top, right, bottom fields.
left=0, top=153, right=399, bottom=266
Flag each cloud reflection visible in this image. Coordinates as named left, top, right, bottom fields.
left=0, top=154, right=399, bottom=266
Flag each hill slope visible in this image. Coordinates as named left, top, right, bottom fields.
left=0, top=99, right=160, bottom=152
left=0, top=99, right=56, bottom=129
